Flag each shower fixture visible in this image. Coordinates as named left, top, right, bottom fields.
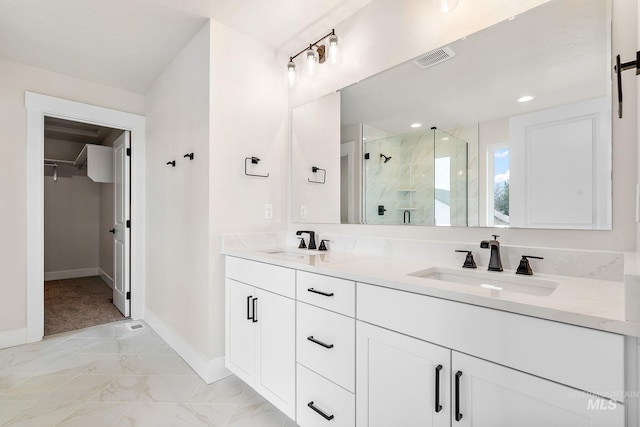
left=380, top=153, right=392, bottom=163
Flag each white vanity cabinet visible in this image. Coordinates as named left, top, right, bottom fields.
left=225, top=257, right=296, bottom=419
left=356, top=321, right=450, bottom=427
left=356, top=283, right=625, bottom=427
left=296, top=272, right=356, bottom=427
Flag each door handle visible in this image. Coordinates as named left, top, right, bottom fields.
left=455, top=370, right=463, bottom=421
left=435, top=364, right=443, bottom=413
left=252, top=297, right=258, bottom=322
left=109, top=228, right=116, bottom=234
left=247, top=296, right=253, bottom=320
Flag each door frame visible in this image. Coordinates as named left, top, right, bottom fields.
left=25, top=91, right=146, bottom=342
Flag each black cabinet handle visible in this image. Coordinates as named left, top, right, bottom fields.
left=455, top=370, right=463, bottom=421
left=307, top=401, right=334, bottom=421
left=307, top=288, right=334, bottom=297
left=246, top=296, right=253, bottom=320
left=252, top=297, right=258, bottom=323
left=435, top=364, right=443, bottom=413
left=109, top=228, right=116, bottom=234
left=307, top=335, right=334, bottom=349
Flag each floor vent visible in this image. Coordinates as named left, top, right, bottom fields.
left=126, top=323, right=145, bottom=331
left=413, top=46, right=456, bottom=69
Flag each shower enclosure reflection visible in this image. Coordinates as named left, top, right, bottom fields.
left=362, top=125, right=468, bottom=226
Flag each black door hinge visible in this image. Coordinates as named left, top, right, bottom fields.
left=126, top=148, right=131, bottom=156
left=126, top=220, right=131, bottom=228
left=126, top=291, right=131, bottom=300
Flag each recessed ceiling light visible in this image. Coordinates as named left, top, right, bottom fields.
left=442, top=137, right=450, bottom=141
left=410, top=123, right=422, bottom=128
left=518, top=95, right=535, bottom=103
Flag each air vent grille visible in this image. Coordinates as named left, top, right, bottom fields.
left=413, top=46, right=456, bottom=69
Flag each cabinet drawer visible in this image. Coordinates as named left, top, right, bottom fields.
left=225, top=256, right=295, bottom=298
left=297, top=302, right=355, bottom=392
left=297, top=364, right=355, bottom=427
left=296, top=271, right=355, bottom=316
left=357, top=283, right=624, bottom=400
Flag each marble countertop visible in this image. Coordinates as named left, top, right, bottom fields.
left=224, top=247, right=640, bottom=337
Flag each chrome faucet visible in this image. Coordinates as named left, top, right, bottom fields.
left=480, top=235, right=503, bottom=272
left=296, top=230, right=316, bottom=250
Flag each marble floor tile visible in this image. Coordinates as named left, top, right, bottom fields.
left=94, top=375, right=204, bottom=403
left=0, top=320, right=294, bottom=426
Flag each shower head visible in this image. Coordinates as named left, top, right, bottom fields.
left=53, top=164, right=58, bottom=182
left=380, top=153, right=392, bottom=163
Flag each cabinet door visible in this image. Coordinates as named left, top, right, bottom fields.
left=225, top=279, right=255, bottom=385
left=451, top=352, right=624, bottom=427
left=356, top=321, right=450, bottom=427
left=254, top=288, right=296, bottom=419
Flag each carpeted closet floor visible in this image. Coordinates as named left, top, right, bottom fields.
left=44, top=276, right=126, bottom=336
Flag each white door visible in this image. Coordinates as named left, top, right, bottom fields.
left=225, top=278, right=256, bottom=385
left=113, top=131, right=130, bottom=316
left=356, top=321, right=450, bottom=427
left=452, top=352, right=624, bottom=427
left=254, top=288, right=296, bottom=419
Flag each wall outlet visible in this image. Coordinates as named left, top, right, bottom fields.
left=264, top=203, right=273, bottom=219
left=300, top=204, right=308, bottom=219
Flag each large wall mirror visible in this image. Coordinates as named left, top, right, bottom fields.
left=293, top=0, right=612, bottom=229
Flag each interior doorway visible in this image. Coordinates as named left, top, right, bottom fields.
left=43, top=117, right=130, bottom=335
left=26, top=92, right=145, bottom=344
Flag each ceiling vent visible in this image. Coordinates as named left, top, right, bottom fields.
left=413, top=46, right=456, bottom=69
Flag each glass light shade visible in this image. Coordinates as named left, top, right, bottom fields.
left=304, top=47, right=319, bottom=76
left=286, top=60, right=296, bottom=87
left=434, top=0, right=458, bottom=13
left=327, top=34, right=341, bottom=64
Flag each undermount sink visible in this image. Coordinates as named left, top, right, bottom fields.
left=408, top=267, right=558, bottom=296
left=264, top=249, right=311, bottom=258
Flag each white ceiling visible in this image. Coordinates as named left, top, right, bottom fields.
left=0, top=0, right=373, bottom=93
left=341, top=0, right=610, bottom=134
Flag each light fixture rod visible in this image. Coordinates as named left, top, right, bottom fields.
left=289, top=29, right=336, bottom=62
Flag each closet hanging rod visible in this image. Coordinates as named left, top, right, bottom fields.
left=43, top=158, right=74, bottom=165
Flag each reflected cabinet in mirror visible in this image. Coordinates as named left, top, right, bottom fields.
left=293, top=0, right=612, bottom=229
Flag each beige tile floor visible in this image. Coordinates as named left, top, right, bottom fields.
left=0, top=320, right=298, bottom=427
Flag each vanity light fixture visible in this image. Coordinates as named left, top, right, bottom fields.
left=517, top=95, right=535, bottom=103
left=286, top=29, right=340, bottom=87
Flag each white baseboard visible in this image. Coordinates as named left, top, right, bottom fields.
left=44, top=268, right=100, bottom=281
left=143, top=308, right=231, bottom=384
left=0, top=327, right=28, bottom=350
left=99, top=269, right=114, bottom=289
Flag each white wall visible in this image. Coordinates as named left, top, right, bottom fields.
left=44, top=175, right=100, bottom=276
left=285, top=0, right=638, bottom=252
left=145, top=22, right=212, bottom=358
left=209, top=19, right=288, bottom=358
left=0, top=57, right=144, bottom=335
left=145, top=18, right=287, bottom=374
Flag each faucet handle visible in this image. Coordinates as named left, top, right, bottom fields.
left=455, top=250, right=477, bottom=269
left=492, top=234, right=500, bottom=240
left=318, top=240, right=330, bottom=251
left=297, top=236, right=307, bottom=249
left=516, top=255, right=544, bottom=275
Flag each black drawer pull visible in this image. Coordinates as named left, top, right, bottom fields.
left=246, top=296, right=253, bottom=320
left=308, top=401, right=334, bottom=421
left=307, top=336, right=334, bottom=349
left=455, top=370, right=463, bottom=421
left=435, top=364, right=443, bottom=413
left=307, top=288, right=334, bottom=297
